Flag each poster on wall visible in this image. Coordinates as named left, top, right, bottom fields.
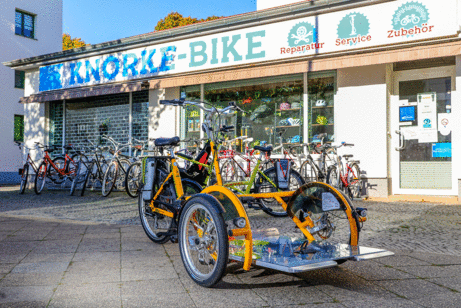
left=432, top=143, right=452, bottom=158
left=417, top=92, right=437, bottom=143
left=438, top=113, right=452, bottom=136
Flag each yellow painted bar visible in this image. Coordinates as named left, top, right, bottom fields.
left=151, top=172, right=173, bottom=203
left=239, top=191, right=295, bottom=199
left=201, top=186, right=253, bottom=271
left=171, top=158, right=184, bottom=198
left=152, top=207, right=174, bottom=218
left=292, top=216, right=316, bottom=242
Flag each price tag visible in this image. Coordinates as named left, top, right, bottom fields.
left=322, top=192, right=341, bottom=211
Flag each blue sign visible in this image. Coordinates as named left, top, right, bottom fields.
left=399, top=106, right=415, bottom=122
left=432, top=143, right=451, bottom=158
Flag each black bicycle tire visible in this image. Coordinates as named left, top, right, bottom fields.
left=49, top=157, right=66, bottom=184
left=102, top=161, right=118, bottom=197
left=34, top=162, right=47, bottom=195
left=125, top=161, right=142, bottom=198
left=19, top=164, right=29, bottom=194
left=299, top=159, right=319, bottom=183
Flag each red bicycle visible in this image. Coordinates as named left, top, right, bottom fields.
left=325, top=143, right=362, bottom=199
left=15, top=142, right=41, bottom=194
left=34, top=144, right=85, bottom=194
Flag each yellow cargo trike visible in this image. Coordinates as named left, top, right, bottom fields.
left=145, top=100, right=393, bottom=287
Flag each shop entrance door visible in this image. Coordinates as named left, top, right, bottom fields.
left=391, top=66, right=456, bottom=195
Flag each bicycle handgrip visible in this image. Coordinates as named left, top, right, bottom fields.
left=342, top=143, right=355, bottom=147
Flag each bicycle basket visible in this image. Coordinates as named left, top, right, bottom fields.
left=276, top=159, right=292, bottom=189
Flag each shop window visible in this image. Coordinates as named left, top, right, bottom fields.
left=308, top=75, right=335, bottom=143
left=14, top=115, right=24, bottom=142
left=181, top=75, right=304, bottom=152
left=15, top=10, right=35, bottom=39
left=15, top=70, right=25, bottom=89
left=180, top=85, right=201, bottom=150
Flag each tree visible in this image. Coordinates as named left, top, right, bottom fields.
left=155, top=12, right=222, bottom=31
left=62, top=33, right=87, bottom=51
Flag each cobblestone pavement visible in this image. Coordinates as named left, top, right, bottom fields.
left=2, top=186, right=461, bottom=256
left=1, top=186, right=461, bottom=307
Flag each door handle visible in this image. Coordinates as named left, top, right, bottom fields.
left=395, top=130, right=406, bottom=151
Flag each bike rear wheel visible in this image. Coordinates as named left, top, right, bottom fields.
left=348, top=163, right=362, bottom=199
left=19, top=164, right=29, bottom=194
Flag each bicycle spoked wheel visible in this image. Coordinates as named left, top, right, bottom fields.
left=19, top=164, right=29, bottom=194
left=34, top=162, right=47, bottom=195
left=125, top=162, right=141, bottom=198
left=139, top=168, right=175, bottom=243
left=255, top=167, right=305, bottom=217
left=348, top=163, right=362, bottom=199
left=179, top=195, right=228, bottom=287
left=102, top=162, right=118, bottom=197
left=299, top=160, right=318, bottom=183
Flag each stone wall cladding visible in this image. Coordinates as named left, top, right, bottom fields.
left=132, top=91, right=149, bottom=142
left=65, top=93, right=130, bottom=148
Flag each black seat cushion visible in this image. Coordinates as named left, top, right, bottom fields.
left=343, top=154, right=353, bottom=158
left=155, top=136, right=180, bottom=147
left=254, top=145, right=273, bottom=153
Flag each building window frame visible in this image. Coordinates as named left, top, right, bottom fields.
left=14, top=70, right=25, bottom=89
left=15, top=9, right=36, bottom=39
left=14, top=114, right=25, bottom=142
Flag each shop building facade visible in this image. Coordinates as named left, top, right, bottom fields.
left=0, top=0, right=62, bottom=184
left=4, top=0, right=460, bottom=202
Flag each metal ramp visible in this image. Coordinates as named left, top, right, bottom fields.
left=229, top=234, right=394, bottom=274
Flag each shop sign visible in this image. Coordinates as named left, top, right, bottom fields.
left=38, top=0, right=458, bottom=92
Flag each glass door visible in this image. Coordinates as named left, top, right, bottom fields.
left=392, top=66, right=456, bottom=195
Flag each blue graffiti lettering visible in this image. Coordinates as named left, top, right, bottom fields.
left=123, top=53, right=139, bottom=77
left=139, top=49, right=156, bottom=75
left=102, top=55, right=120, bottom=80
left=159, top=46, right=176, bottom=72
left=85, top=59, right=100, bottom=83
left=39, top=64, right=63, bottom=91
left=70, top=62, right=84, bottom=85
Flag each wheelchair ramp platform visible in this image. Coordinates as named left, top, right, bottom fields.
left=228, top=235, right=394, bottom=273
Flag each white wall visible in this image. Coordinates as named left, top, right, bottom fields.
left=0, top=0, right=62, bottom=182
left=335, top=65, right=388, bottom=195
left=257, top=0, right=305, bottom=10
left=148, top=87, right=180, bottom=148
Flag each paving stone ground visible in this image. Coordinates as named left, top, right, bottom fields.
left=1, top=185, right=461, bottom=307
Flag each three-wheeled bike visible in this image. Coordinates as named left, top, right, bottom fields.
left=140, top=99, right=393, bottom=287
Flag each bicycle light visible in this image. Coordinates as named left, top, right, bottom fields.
left=233, top=217, right=246, bottom=229
left=356, top=207, right=367, bottom=217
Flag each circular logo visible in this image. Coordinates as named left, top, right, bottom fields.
left=337, top=12, right=370, bottom=40
left=288, top=22, right=316, bottom=47
left=392, top=1, right=429, bottom=30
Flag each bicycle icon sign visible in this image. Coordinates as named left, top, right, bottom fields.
left=400, top=14, right=420, bottom=26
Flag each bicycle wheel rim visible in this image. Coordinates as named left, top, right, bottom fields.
left=20, top=164, right=29, bottom=194
left=102, top=162, right=117, bottom=196
left=300, top=160, right=317, bottom=183
left=35, top=163, right=47, bottom=194
left=126, top=163, right=141, bottom=198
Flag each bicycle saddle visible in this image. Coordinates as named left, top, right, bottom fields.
left=155, top=136, right=180, bottom=147
left=63, top=145, right=73, bottom=151
left=254, top=145, right=273, bottom=153
left=343, top=154, right=353, bottom=159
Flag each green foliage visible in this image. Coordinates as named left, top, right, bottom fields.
left=62, top=33, right=87, bottom=51
left=155, top=12, right=222, bottom=31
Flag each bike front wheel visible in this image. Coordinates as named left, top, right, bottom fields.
left=125, top=161, right=142, bottom=198
left=326, top=166, right=342, bottom=191
left=19, top=164, right=29, bottom=194
left=34, top=162, right=47, bottom=195
left=255, top=167, right=305, bottom=217
left=299, top=160, right=318, bottom=183
left=179, top=195, right=228, bottom=287
left=102, top=161, right=118, bottom=197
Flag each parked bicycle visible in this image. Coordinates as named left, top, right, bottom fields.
left=15, top=141, right=40, bottom=194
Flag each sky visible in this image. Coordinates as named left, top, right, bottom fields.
left=63, top=0, right=257, bottom=45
